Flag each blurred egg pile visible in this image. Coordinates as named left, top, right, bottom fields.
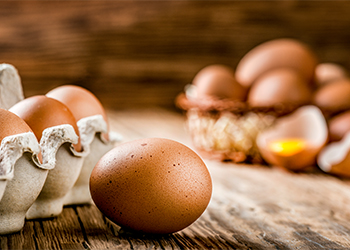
left=176, top=38, right=350, bottom=176
left=0, top=64, right=121, bottom=235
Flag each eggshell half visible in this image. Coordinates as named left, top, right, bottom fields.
left=328, top=111, right=350, bottom=142
left=318, top=132, right=350, bottom=177
left=236, top=38, right=318, bottom=87
left=90, top=138, right=212, bottom=234
left=191, top=64, right=248, bottom=101
left=256, top=105, right=328, bottom=170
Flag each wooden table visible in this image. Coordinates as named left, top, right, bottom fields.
left=2, top=107, right=350, bottom=249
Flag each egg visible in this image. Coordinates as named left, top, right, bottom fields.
left=0, top=108, right=49, bottom=235
left=46, top=85, right=109, bottom=140
left=9, top=95, right=81, bottom=152
left=318, top=132, right=350, bottom=177
left=0, top=107, right=35, bottom=201
left=312, top=79, right=350, bottom=116
left=314, top=63, right=348, bottom=86
left=235, top=38, right=318, bottom=87
left=256, top=106, right=328, bottom=171
left=247, top=68, right=312, bottom=108
left=9, top=95, right=85, bottom=219
left=90, top=138, right=212, bottom=234
left=191, top=64, right=248, bottom=101
left=0, top=107, right=33, bottom=141
left=328, top=111, right=350, bottom=142
left=46, top=85, right=120, bottom=206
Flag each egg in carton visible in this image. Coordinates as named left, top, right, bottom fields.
left=46, top=85, right=122, bottom=206
left=176, top=39, right=318, bottom=163
left=0, top=64, right=52, bottom=235
left=8, top=95, right=85, bottom=220
left=0, top=108, right=57, bottom=235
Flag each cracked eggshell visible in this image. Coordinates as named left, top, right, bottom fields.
left=190, top=64, right=248, bottom=101
left=318, top=132, right=350, bottom=177
left=236, top=38, right=318, bottom=87
left=0, top=64, right=24, bottom=110
left=313, top=79, right=350, bottom=116
left=90, top=138, right=212, bottom=234
left=328, top=111, right=350, bottom=142
left=256, top=106, right=328, bottom=171
left=247, top=68, right=312, bottom=108
left=9, top=96, right=84, bottom=219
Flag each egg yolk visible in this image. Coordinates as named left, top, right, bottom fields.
left=268, top=138, right=307, bottom=157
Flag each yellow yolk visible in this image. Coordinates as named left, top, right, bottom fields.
left=268, top=138, right=307, bottom=157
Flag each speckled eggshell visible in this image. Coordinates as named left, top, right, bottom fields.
left=235, top=38, right=318, bottom=87
left=90, top=138, right=212, bottom=234
left=192, top=64, right=248, bottom=100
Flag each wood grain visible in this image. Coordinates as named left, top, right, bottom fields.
left=2, top=108, right=350, bottom=249
left=1, top=2, right=350, bottom=109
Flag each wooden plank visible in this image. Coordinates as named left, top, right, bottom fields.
left=1, top=2, right=350, bottom=109
left=2, top=108, right=350, bottom=249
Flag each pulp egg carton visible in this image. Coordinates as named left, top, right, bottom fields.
left=176, top=38, right=350, bottom=167
left=0, top=64, right=122, bottom=235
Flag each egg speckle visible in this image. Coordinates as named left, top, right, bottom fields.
left=90, top=138, right=212, bottom=234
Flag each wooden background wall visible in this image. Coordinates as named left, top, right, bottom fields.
left=1, top=1, right=350, bottom=110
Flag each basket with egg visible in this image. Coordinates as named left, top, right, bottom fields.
left=176, top=38, right=350, bottom=175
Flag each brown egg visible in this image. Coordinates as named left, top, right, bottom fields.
left=46, top=85, right=108, bottom=125
left=314, top=63, right=348, bottom=86
left=236, top=38, right=318, bottom=87
left=0, top=108, right=33, bottom=142
left=248, top=68, right=312, bottom=108
left=328, top=111, right=350, bottom=142
left=192, top=64, right=248, bottom=100
left=9, top=95, right=82, bottom=152
left=90, top=138, right=212, bottom=234
left=313, top=79, right=350, bottom=115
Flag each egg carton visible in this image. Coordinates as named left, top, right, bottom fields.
left=0, top=64, right=122, bottom=235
